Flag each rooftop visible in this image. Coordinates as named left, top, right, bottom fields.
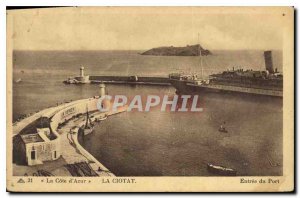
left=20, top=133, right=44, bottom=144
left=20, top=116, right=51, bottom=135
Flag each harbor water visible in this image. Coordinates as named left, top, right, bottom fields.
left=13, top=50, right=283, bottom=176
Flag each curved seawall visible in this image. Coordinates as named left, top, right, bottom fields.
left=13, top=97, right=126, bottom=176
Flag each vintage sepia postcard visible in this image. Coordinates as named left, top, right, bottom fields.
left=6, top=6, right=294, bottom=192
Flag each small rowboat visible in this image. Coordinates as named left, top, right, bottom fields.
left=219, top=127, right=228, bottom=133
left=219, top=122, right=228, bottom=133
left=207, top=163, right=237, bottom=176
left=98, top=115, right=108, bottom=121
left=14, top=78, right=22, bottom=83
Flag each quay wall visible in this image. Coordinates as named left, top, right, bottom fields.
left=89, top=76, right=129, bottom=82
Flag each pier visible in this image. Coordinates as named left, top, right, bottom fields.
left=90, top=75, right=171, bottom=85
left=13, top=85, right=126, bottom=177
left=63, top=67, right=171, bottom=85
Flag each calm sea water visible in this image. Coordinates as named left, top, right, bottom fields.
left=13, top=50, right=282, bottom=176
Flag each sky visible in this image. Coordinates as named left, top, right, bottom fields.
left=8, top=7, right=291, bottom=51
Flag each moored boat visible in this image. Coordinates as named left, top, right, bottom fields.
left=207, top=163, right=237, bottom=176
left=98, top=115, right=108, bottom=121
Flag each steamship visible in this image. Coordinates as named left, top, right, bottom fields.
left=169, top=51, right=283, bottom=97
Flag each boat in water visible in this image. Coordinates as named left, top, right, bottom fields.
left=95, top=114, right=108, bottom=122
left=63, top=77, right=79, bottom=84
left=169, top=51, right=283, bottom=97
left=14, top=78, right=22, bottom=83
left=219, top=127, right=228, bottom=133
left=219, top=122, right=228, bottom=133
left=207, top=163, right=237, bottom=176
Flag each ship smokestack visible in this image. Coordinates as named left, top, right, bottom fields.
left=264, top=51, right=274, bottom=73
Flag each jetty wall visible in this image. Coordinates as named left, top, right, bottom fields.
left=50, top=98, right=98, bottom=131
left=89, top=75, right=171, bottom=85
left=13, top=97, right=115, bottom=176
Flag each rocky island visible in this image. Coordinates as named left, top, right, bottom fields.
left=141, top=44, right=211, bottom=56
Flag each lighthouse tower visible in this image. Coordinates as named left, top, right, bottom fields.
left=74, top=66, right=90, bottom=83
left=98, top=83, right=110, bottom=111
left=99, top=83, right=106, bottom=97
left=80, top=66, right=85, bottom=77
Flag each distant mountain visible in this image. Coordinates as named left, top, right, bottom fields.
left=141, top=44, right=212, bottom=56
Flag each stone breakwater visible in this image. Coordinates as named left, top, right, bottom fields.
left=64, top=74, right=171, bottom=85
left=89, top=75, right=171, bottom=85
left=13, top=97, right=127, bottom=176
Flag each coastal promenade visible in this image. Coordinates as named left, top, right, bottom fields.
left=13, top=97, right=126, bottom=176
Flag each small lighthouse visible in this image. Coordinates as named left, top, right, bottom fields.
left=80, top=66, right=85, bottom=77
left=98, top=83, right=110, bottom=112
left=99, top=83, right=106, bottom=97
left=74, top=66, right=90, bottom=83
